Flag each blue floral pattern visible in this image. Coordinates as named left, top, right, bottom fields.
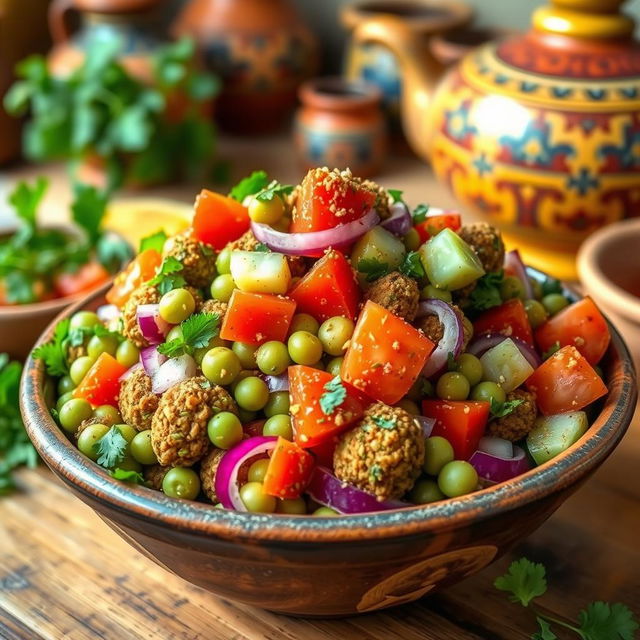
left=599, top=123, right=640, bottom=168
left=500, top=121, right=574, bottom=166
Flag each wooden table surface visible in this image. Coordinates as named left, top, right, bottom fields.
left=1, top=135, right=639, bottom=639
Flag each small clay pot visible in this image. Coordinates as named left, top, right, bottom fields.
left=295, top=77, right=387, bottom=178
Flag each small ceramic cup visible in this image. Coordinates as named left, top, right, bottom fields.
left=295, top=77, right=387, bottom=177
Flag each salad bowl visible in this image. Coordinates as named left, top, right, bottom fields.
left=20, top=274, right=636, bottom=616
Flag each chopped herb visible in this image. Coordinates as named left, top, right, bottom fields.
left=96, top=232, right=134, bottom=274
left=147, top=255, right=186, bottom=294
left=158, top=312, right=220, bottom=357
left=95, top=425, right=128, bottom=468
left=412, top=203, right=430, bottom=224
left=400, top=251, right=426, bottom=279
left=542, top=341, right=561, bottom=360
left=372, top=415, right=396, bottom=430
left=319, top=376, right=347, bottom=415
left=9, top=177, right=48, bottom=237
left=139, top=230, right=168, bottom=254
left=111, top=467, right=146, bottom=485
left=541, top=277, right=563, bottom=297
left=67, top=326, right=91, bottom=347
left=490, top=397, right=524, bottom=418
left=357, top=258, right=390, bottom=283
left=467, top=271, right=504, bottom=313
left=370, top=464, right=384, bottom=481
left=71, top=182, right=108, bottom=246
left=255, top=180, right=295, bottom=203
left=388, top=189, right=404, bottom=204
left=229, top=170, right=270, bottom=202
left=253, top=243, right=270, bottom=253
left=32, top=318, right=71, bottom=376
left=447, top=352, right=458, bottom=371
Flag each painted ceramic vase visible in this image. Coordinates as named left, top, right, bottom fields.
left=352, top=0, right=640, bottom=280
left=173, top=0, right=318, bottom=134
left=295, top=78, right=386, bottom=178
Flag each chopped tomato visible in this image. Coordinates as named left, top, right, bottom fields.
left=220, top=290, right=296, bottom=345
left=73, top=353, right=128, bottom=407
left=341, top=301, right=435, bottom=405
left=308, top=438, right=337, bottom=468
left=526, top=345, right=608, bottom=415
left=473, top=299, right=534, bottom=346
left=192, top=189, right=250, bottom=249
left=54, top=261, right=111, bottom=299
left=289, top=249, right=360, bottom=322
left=422, top=400, right=490, bottom=460
left=290, top=168, right=376, bottom=233
left=535, top=297, right=610, bottom=365
left=262, top=437, right=315, bottom=499
left=289, top=365, right=367, bottom=448
left=106, top=249, right=162, bottom=308
left=414, top=212, right=461, bottom=244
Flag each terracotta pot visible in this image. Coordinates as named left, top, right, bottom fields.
left=172, top=0, right=319, bottom=134
left=295, top=77, right=386, bottom=178
left=20, top=272, right=637, bottom=616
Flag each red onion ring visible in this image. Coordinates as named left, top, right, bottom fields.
left=215, top=437, right=278, bottom=510
left=140, top=346, right=167, bottom=377
left=250, top=208, right=379, bottom=257
left=136, top=304, right=171, bottom=345
left=381, top=202, right=412, bottom=237
left=151, top=354, right=196, bottom=394
left=416, top=299, right=464, bottom=378
left=118, top=362, right=142, bottom=382
left=468, top=333, right=541, bottom=369
left=415, top=415, right=435, bottom=439
left=260, top=372, right=289, bottom=392
left=504, top=250, right=534, bottom=300
left=469, top=445, right=530, bottom=484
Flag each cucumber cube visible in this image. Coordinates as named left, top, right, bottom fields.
left=351, top=226, right=406, bottom=284
left=480, top=338, right=534, bottom=393
left=527, top=411, right=588, bottom=465
left=230, top=250, right=291, bottom=294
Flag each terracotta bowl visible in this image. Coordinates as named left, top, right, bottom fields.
left=20, top=272, right=637, bottom=617
left=577, top=218, right=640, bottom=373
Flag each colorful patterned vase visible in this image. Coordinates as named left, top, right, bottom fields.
left=352, top=0, right=640, bottom=280
left=172, top=0, right=319, bottom=134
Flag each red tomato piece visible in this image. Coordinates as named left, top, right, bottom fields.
left=473, top=299, right=534, bottom=346
left=422, top=400, right=490, bottom=460
left=414, top=212, right=461, bottom=244
left=106, top=249, right=162, bottom=308
left=526, top=345, right=608, bottom=415
left=535, top=297, right=610, bottom=365
left=73, top=353, right=128, bottom=407
left=262, top=437, right=315, bottom=499
left=54, top=261, right=111, bottom=299
left=192, top=189, right=250, bottom=249
left=289, top=249, right=360, bottom=322
left=220, top=290, right=296, bottom=345
left=341, top=301, right=435, bottom=405
left=307, top=438, right=338, bottom=469
left=289, top=365, right=366, bottom=448
left=290, top=167, right=376, bottom=233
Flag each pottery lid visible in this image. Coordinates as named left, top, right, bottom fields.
left=72, top=0, right=161, bottom=13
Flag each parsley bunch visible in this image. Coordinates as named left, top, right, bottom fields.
left=158, top=313, right=220, bottom=358
left=357, top=252, right=425, bottom=283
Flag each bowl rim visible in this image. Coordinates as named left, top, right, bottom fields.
left=20, top=268, right=637, bottom=543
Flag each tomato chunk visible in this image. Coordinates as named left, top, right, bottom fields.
left=341, top=301, right=435, bottom=405
left=526, top=345, right=608, bottom=415
left=106, top=249, right=162, bottom=308
left=220, top=290, right=296, bottom=345
left=289, top=249, right=360, bottom=322
left=414, top=212, right=461, bottom=244
left=422, top=400, right=490, bottom=460
left=192, top=189, right=250, bottom=249
left=473, top=299, right=534, bottom=346
left=54, top=261, right=111, bottom=299
left=289, top=365, right=367, bottom=448
left=73, top=352, right=128, bottom=407
left=290, top=168, right=376, bottom=233
left=535, top=297, right=610, bottom=365
left=262, top=437, right=315, bottom=499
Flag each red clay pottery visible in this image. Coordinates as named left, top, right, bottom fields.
left=295, top=77, right=386, bottom=178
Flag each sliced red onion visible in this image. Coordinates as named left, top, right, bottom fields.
left=469, top=446, right=530, bottom=484
left=97, top=304, right=120, bottom=324
left=468, top=333, right=541, bottom=369
left=151, top=354, right=196, bottom=394
left=251, top=208, right=379, bottom=257
left=416, top=299, right=464, bottom=378
left=215, top=436, right=278, bottom=510
left=504, top=250, right=534, bottom=300
left=381, top=202, right=412, bottom=237
left=261, top=373, right=289, bottom=393
left=136, top=304, right=171, bottom=345
left=118, top=362, right=142, bottom=382
left=306, top=466, right=409, bottom=514
left=415, top=415, right=435, bottom=439
left=478, top=435, right=514, bottom=459
left=140, top=345, right=167, bottom=377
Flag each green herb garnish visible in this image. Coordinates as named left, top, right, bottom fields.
left=489, top=397, right=524, bottom=418
left=357, top=258, right=390, bottom=283
left=110, top=467, right=146, bottom=485
left=253, top=243, right=270, bottom=253
left=467, top=271, right=504, bottom=313
left=229, top=170, right=270, bottom=202
left=542, top=341, right=561, bottom=360
left=95, top=425, right=128, bottom=469
left=542, top=277, right=563, bottom=297
left=139, top=230, right=168, bottom=254
left=388, top=189, right=404, bottom=204
left=319, top=376, right=347, bottom=416
left=158, top=312, right=220, bottom=357
left=400, top=251, right=425, bottom=279
left=147, top=256, right=186, bottom=295
left=32, top=318, right=71, bottom=376
left=372, top=415, right=396, bottom=430
left=412, top=203, right=430, bottom=224
left=255, top=180, right=295, bottom=203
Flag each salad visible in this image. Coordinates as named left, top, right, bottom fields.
left=35, top=167, right=611, bottom=515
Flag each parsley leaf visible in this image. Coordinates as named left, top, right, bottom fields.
left=494, top=558, right=547, bottom=607
left=71, top=182, right=108, bottom=245
left=357, top=258, right=390, bottom=283
left=578, top=602, right=639, bottom=640
left=95, top=425, right=128, bottom=468
left=253, top=243, right=270, bottom=253
left=400, top=251, right=425, bottom=279
left=229, top=170, right=270, bottom=202
left=158, top=312, right=220, bottom=357
left=542, top=341, right=561, bottom=360
left=111, top=467, right=146, bottom=485
left=32, top=318, right=70, bottom=376
left=369, top=464, right=384, bottom=481
left=388, top=188, right=404, bottom=203
left=467, top=271, right=504, bottom=313
left=139, top=230, right=168, bottom=254
left=372, top=415, right=396, bottom=430
left=319, top=376, right=347, bottom=415
left=412, top=203, right=430, bottom=224
left=9, top=177, right=48, bottom=234
left=490, top=397, right=524, bottom=418
left=255, top=180, right=294, bottom=203
left=532, top=618, right=558, bottom=640
left=147, top=256, right=186, bottom=294
left=96, top=232, right=133, bottom=274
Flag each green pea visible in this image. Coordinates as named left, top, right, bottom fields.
left=87, top=334, right=119, bottom=359
left=317, top=317, right=355, bottom=356
left=436, top=371, right=470, bottom=401
left=524, top=299, right=548, bottom=329
left=403, top=227, right=421, bottom=251
left=308, top=360, right=325, bottom=371
left=162, top=467, right=201, bottom=500
left=234, top=376, right=269, bottom=411
left=423, top=436, right=454, bottom=476
left=159, top=288, right=196, bottom=324
left=117, top=454, right=143, bottom=472
left=210, top=274, right=235, bottom=302
left=420, top=285, right=452, bottom=303
left=276, top=497, right=307, bottom=514
left=312, top=506, right=337, bottom=517
left=239, top=482, right=276, bottom=513
left=57, top=391, right=75, bottom=411
left=248, top=195, right=285, bottom=225
left=395, top=398, right=420, bottom=415
left=194, top=336, right=228, bottom=365
left=77, top=423, right=110, bottom=460
left=232, top=342, right=258, bottom=369
left=325, top=356, right=344, bottom=377
left=93, top=405, right=122, bottom=426
left=69, top=356, right=95, bottom=385
left=116, top=340, right=140, bottom=368
left=202, top=347, right=241, bottom=386
left=215, top=248, right=232, bottom=275
left=500, top=275, right=525, bottom=301
left=70, top=311, right=100, bottom=330
left=263, top=391, right=290, bottom=417
left=410, top=478, right=445, bottom=504
left=59, top=398, right=93, bottom=433
left=165, top=326, right=183, bottom=343
left=256, top=341, right=291, bottom=376
left=238, top=408, right=257, bottom=423
left=542, top=293, right=569, bottom=316
left=58, top=375, right=75, bottom=395
left=287, top=331, right=323, bottom=365
left=262, top=414, right=293, bottom=440
left=471, top=381, right=506, bottom=405
left=207, top=411, right=243, bottom=449
left=437, top=460, right=478, bottom=498
left=455, top=353, right=483, bottom=387
left=289, top=313, right=320, bottom=335
left=230, top=369, right=255, bottom=394
left=130, top=430, right=158, bottom=465
left=247, top=458, right=270, bottom=483
left=114, top=424, right=137, bottom=443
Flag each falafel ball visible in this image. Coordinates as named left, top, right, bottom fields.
left=118, top=367, right=160, bottom=432
left=144, top=464, right=170, bottom=491
left=488, top=389, right=537, bottom=442
left=151, top=376, right=237, bottom=467
left=227, top=230, right=260, bottom=252
left=75, top=417, right=104, bottom=440
left=458, top=222, right=505, bottom=273
left=366, top=272, right=420, bottom=322
left=333, top=402, right=425, bottom=501
left=122, top=285, right=161, bottom=348
left=198, top=299, right=228, bottom=324
left=199, top=448, right=225, bottom=503
left=163, top=231, right=216, bottom=289
left=416, top=304, right=472, bottom=348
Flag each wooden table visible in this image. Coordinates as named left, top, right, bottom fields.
left=1, top=135, right=639, bottom=639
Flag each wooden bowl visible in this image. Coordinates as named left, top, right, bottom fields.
left=20, top=273, right=637, bottom=616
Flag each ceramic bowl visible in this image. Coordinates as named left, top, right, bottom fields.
left=577, top=218, right=640, bottom=373
left=20, top=273, right=637, bottom=616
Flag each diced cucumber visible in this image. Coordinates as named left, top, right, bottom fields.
left=351, top=226, right=406, bottom=283
left=419, top=228, right=484, bottom=290
left=480, top=338, right=534, bottom=393
left=527, top=411, right=588, bottom=465
left=230, top=250, right=291, bottom=294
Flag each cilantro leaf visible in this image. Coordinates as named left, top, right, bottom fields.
left=369, top=464, right=383, bottom=481
left=542, top=341, right=561, bottom=360
left=8, top=177, right=48, bottom=232
left=147, top=256, right=186, bottom=294
left=372, top=415, right=396, bottom=430
left=253, top=243, right=270, bottom=253
left=158, top=312, right=220, bottom=357
left=111, top=467, right=146, bottom=485
left=255, top=180, right=294, bottom=203
left=388, top=188, right=404, bottom=203
left=229, top=170, right=270, bottom=202
left=319, top=376, right=347, bottom=415
left=96, top=232, right=133, bottom=274
left=490, top=397, right=524, bottom=418
left=400, top=251, right=425, bottom=279
left=467, top=271, right=504, bottom=313
left=5, top=271, right=35, bottom=304
left=71, top=182, right=108, bottom=245
left=532, top=617, right=558, bottom=640
left=357, top=258, right=390, bottom=283
left=494, top=558, right=547, bottom=607
left=95, top=425, right=128, bottom=468
left=139, top=230, right=168, bottom=254
left=412, top=203, right=430, bottom=224
left=32, top=318, right=70, bottom=376
left=578, top=602, right=639, bottom=640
